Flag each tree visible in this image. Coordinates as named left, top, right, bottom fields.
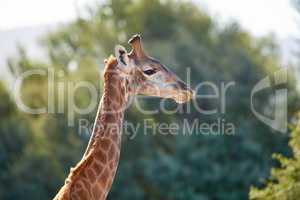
left=0, top=80, right=63, bottom=199
left=249, top=114, right=300, bottom=200
left=249, top=1, right=300, bottom=199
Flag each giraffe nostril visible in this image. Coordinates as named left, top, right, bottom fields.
left=177, top=81, right=194, bottom=97
left=177, top=81, right=188, bottom=90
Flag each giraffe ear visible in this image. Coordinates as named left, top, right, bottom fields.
left=115, top=45, right=129, bottom=67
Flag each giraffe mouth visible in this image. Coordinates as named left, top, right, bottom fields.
left=174, top=89, right=195, bottom=104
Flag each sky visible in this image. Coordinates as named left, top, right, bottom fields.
left=198, top=0, right=299, bottom=39
left=0, top=0, right=94, bottom=30
left=1, top=0, right=299, bottom=39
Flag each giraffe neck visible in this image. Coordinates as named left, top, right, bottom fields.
left=53, top=57, right=128, bottom=200
left=84, top=58, right=128, bottom=157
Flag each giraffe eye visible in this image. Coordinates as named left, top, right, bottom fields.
left=143, top=69, right=156, bottom=76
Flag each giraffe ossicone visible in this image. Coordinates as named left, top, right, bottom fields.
left=53, top=34, right=194, bottom=200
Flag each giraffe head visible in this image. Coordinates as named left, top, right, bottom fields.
left=114, top=34, right=194, bottom=104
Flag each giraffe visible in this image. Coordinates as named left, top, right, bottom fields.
left=53, top=34, right=194, bottom=200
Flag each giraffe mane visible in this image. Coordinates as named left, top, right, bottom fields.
left=54, top=56, right=119, bottom=200
left=53, top=148, right=96, bottom=199
left=66, top=55, right=119, bottom=179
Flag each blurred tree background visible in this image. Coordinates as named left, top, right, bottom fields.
left=1, top=0, right=299, bottom=200
left=249, top=114, right=300, bottom=200
left=249, top=1, right=300, bottom=199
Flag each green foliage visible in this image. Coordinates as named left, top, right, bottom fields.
left=250, top=115, right=300, bottom=200
left=1, top=0, right=299, bottom=200
left=0, top=81, right=62, bottom=199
